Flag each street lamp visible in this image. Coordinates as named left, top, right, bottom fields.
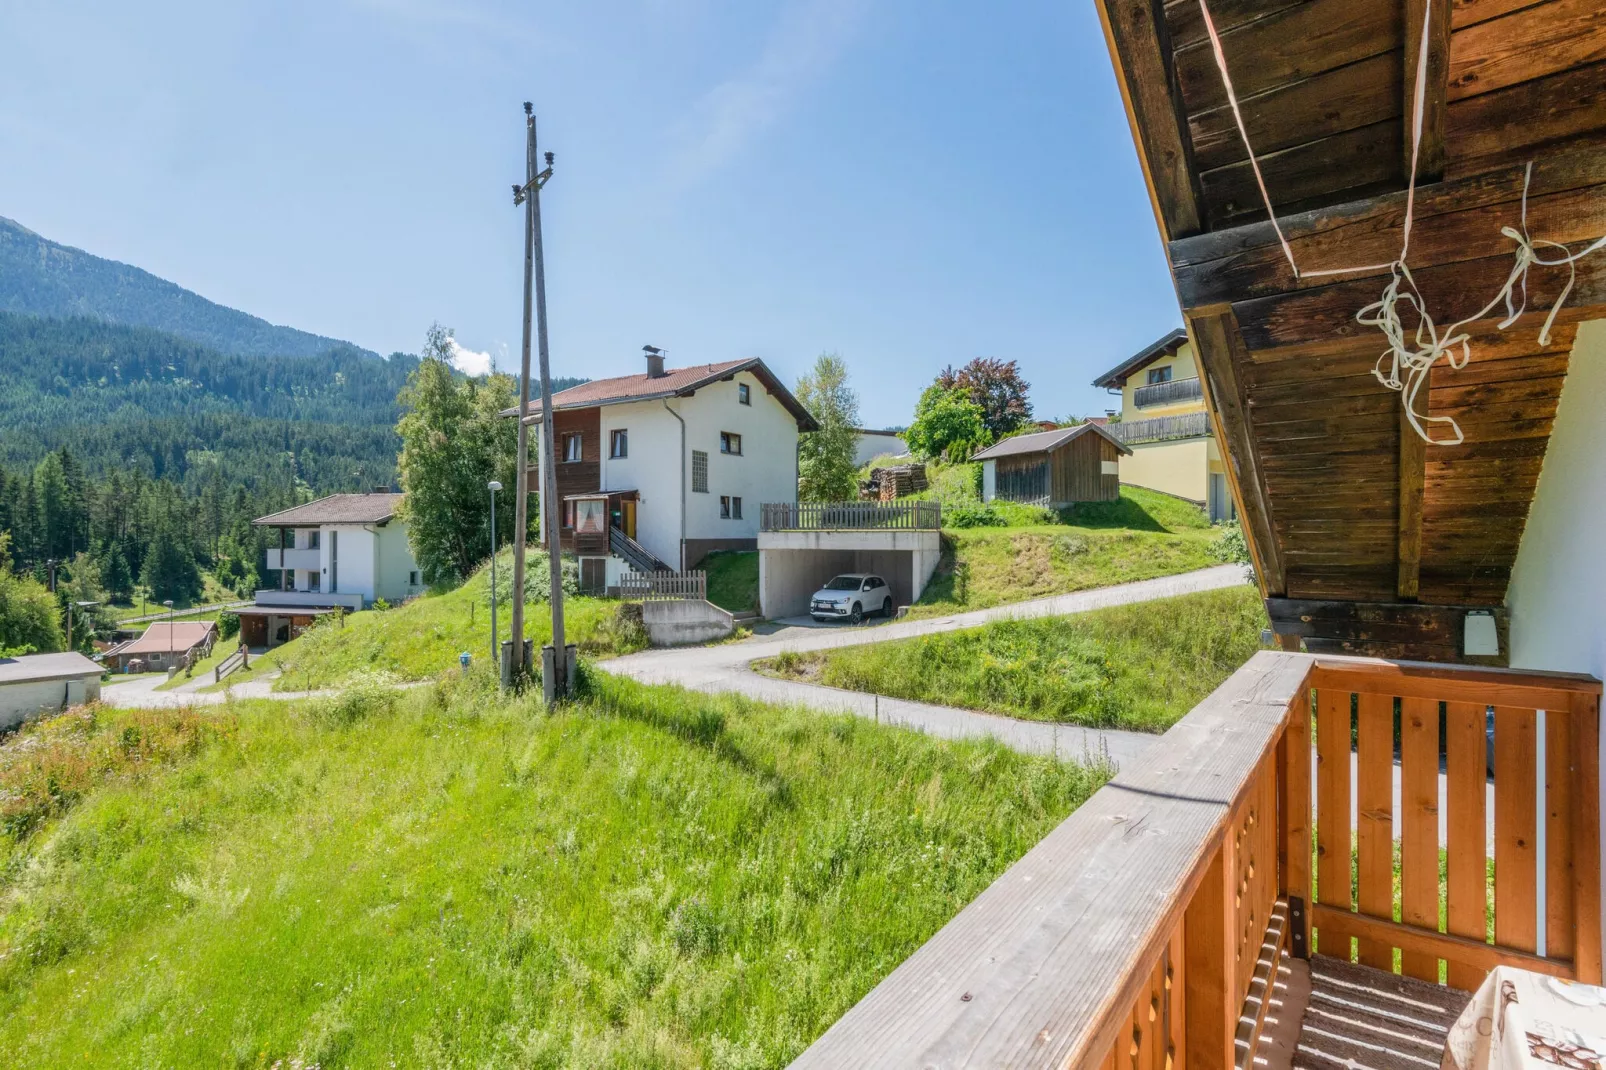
left=488, top=480, right=503, bottom=679
left=163, top=600, right=174, bottom=665
left=67, top=600, right=100, bottom=650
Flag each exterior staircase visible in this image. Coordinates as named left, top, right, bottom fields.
left=610, top=526, right=672, bottom=574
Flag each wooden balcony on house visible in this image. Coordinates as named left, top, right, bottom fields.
left=791, top=652, right=1602, bottom=1068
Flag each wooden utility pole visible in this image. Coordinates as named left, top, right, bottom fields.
left=510, top=102, right=565, bottom=699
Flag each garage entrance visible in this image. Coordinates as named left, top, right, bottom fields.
left=756, top=502, right=943, bottom=620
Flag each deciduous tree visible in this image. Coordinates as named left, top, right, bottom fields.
left=396, top=324, right=520, bottom=587
left=795, top=353, right=861, bottom=503
left=904, top=385, right=991, bottom=462
left=937, top=358, right=1033, bottom=440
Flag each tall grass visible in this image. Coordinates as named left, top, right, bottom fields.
left=216, top=548, right=648, bottom=693
left=0, top=674, right=1107, bottom=1067
left=759, top=586, right=1267, bottom=733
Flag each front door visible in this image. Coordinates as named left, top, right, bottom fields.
left=622, top=499, right=637, bottom=540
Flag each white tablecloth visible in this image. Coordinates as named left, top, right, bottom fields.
left=1444, top=966, right=1606, bottom=1070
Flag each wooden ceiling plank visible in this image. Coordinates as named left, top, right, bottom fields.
left=1165, top=0, right=1315, bottom=49
left=1190, top=310, right=1287, bottom=595
left=1189, top=51, right=1402, bottom=172
left=1398, top=406, right=1427, bottom=599
left=1447, top=0, right=1606, bottom=102
left=1199, top=119, right=1403, bottom=229
left=1405, top=0, right=1453, bottom=181
left=1452, top=0, right=1556, bottom=31
left=1097, top=0, right=1205, bottom=239
left=1445, top=60, right=1606, bottom=176
left=1174, top=0, right=1403, bottom=113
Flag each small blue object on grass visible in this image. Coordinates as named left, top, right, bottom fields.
left=459, top=652, right=471, bottom=668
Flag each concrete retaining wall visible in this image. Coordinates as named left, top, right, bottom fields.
left=643, top=599, right=735, bottom=646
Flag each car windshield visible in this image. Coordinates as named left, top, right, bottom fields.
left=822, top=576, right=861, bottom=590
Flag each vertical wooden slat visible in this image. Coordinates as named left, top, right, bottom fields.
left=1400, top=696, right=1440, bottom=980
left=1445, top=701, right=1488, bottom=990
left=1184, top=841, right=1234, bottom=1070
left=1315, top=688, right=1352, bottom=961
left=1356, top=692, right=1395, bottom=969
left=1169, top=920, right=1186, bottom=1070
left=1546, top=710, right=1576, bottom=965
left=1493, top=707, right=1538, bottom=954
left=1282, top=692, right=1313, bottom=956
left=1573, top=693, right=1602, bottom=984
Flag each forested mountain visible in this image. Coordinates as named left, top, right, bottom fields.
left=0, top=215, right=376, bottom=358
left=0, top=312, right=414, bottom=487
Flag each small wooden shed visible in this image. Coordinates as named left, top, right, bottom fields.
left=973, top=424, right=1131, bottom=507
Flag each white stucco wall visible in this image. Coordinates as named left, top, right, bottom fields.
left=1508, top=319, right=1606, bottom=680
left=599, top=400, right=688, bottom=568
left=679, top=369, right=799, bottom=543
left=375, top=520, right=422, bottom=602
left=323, top=525, right=377, bottom=601
left=0, top=675, right=100, bottom=730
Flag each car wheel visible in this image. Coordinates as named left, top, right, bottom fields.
left=880, top=595, right=892, bottom=617
left=850, top=603, right=863, bottom=625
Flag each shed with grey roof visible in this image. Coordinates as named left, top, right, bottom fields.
left=0, top=651, right=103, bottom=730
left=972, top=424, right=1132, bottom=508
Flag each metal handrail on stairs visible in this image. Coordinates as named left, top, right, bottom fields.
left=609, top=526, right=671, bottom=574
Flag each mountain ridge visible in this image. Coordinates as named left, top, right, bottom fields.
left=0, top=215, right=379, bottom=359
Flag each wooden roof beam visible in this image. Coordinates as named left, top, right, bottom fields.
left=1188, top=308, right=1287, bottom=596
left=1096, top=0, right=1205, bottom=240
left=1403, top=0, right=1451, bottom=182
left=1397, top=403, right=1425, bottom=599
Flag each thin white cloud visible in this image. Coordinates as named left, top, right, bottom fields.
left=668, top=0, right=866, bottom=185
left=447, top=338, right=494, bottom=377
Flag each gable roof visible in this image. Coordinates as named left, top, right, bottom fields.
left=254, top=492, right=403, bottom=527
left=0, top=651, right=102, bottom=685
left=1091, top=329, right=1189, bottom=389
left=114, top=621, right=217, bottom=657
left=971, top=423, right=1132, bottom=461
left=501, top=357, right=819, bottom=431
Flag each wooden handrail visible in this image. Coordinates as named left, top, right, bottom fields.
left=789, top=652, right=1604, bottom=1068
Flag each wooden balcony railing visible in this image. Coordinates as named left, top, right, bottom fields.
left=1133, top=375, right=1204, bottom=409
left=791, top=652, right=1602, bottom=1068
left=760, top=500, right=942, bottom=532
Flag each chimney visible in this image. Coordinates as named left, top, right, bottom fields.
left=643, top=344, right=666, bottom=379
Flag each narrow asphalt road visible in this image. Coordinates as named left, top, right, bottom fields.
left=600, top=564, right=1252, bottom=770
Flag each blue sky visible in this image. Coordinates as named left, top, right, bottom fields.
left=0, top=0, right=1182, bottom=427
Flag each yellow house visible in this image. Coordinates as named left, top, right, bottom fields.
left=1092, top=329, right=1236, bottom=522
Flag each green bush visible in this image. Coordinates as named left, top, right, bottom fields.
left=1208, top=521, right=1251, bottom=565
left=216, top=610, right=239, bottom=641
left=308, top=670, right=401, bottom=727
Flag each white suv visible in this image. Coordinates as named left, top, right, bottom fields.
left=808, top=574, right=894, bottom=624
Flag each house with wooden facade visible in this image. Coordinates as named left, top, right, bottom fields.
left=790, top=0, right=1606, bottom=1066
left=973, top=423, right=1129, bottom=507
left=514, top=350, right=817, bottom=591
left=1094, top=328, right=1238, bottom=521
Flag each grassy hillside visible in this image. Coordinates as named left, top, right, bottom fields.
left=215, top=549, right=648, bottom=692
left=758, top=586, right=1266, bottom=733
left=704, top=551, right=759, bottom=614
left=909, top=485, right=1220, bottom=618
left=0, top=674, right=1108, bottom=1066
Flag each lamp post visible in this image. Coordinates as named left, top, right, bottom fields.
left=67, top=600, right=100, bottom=650
left=163, top=600, right=174, bottom=665
left=488, top=480, right=503, bottom=680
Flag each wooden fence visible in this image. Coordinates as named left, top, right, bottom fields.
left=618, top=570, right=707, bottom=602
left=791, top=653, right=1602, bottom=1068
left=214, top=645, right=250, bottom=683
left=760, top=501, right=941, bottom=532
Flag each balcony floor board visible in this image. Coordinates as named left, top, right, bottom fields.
left=1286, top=955, right=1469, bottom=1070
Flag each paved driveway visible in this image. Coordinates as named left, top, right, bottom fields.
left=601, top=565, right=1252, bottom=769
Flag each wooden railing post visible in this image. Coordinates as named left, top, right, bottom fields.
left=1184, top=839, right=1235, bottom=1070
left=1281, top=686, right=1312, bottom=958
left=1574, top=691, right=1603, bottom=983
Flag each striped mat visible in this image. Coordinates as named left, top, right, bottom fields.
left=1292, top=955, right=1470, bottom=1070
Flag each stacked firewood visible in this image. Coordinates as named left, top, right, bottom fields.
left=859, top=463, right=929, bottom=500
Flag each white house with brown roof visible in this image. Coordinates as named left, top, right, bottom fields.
left=511, top=350, right=817, bottom=588
left=240, top=491, right=422, bottom=647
